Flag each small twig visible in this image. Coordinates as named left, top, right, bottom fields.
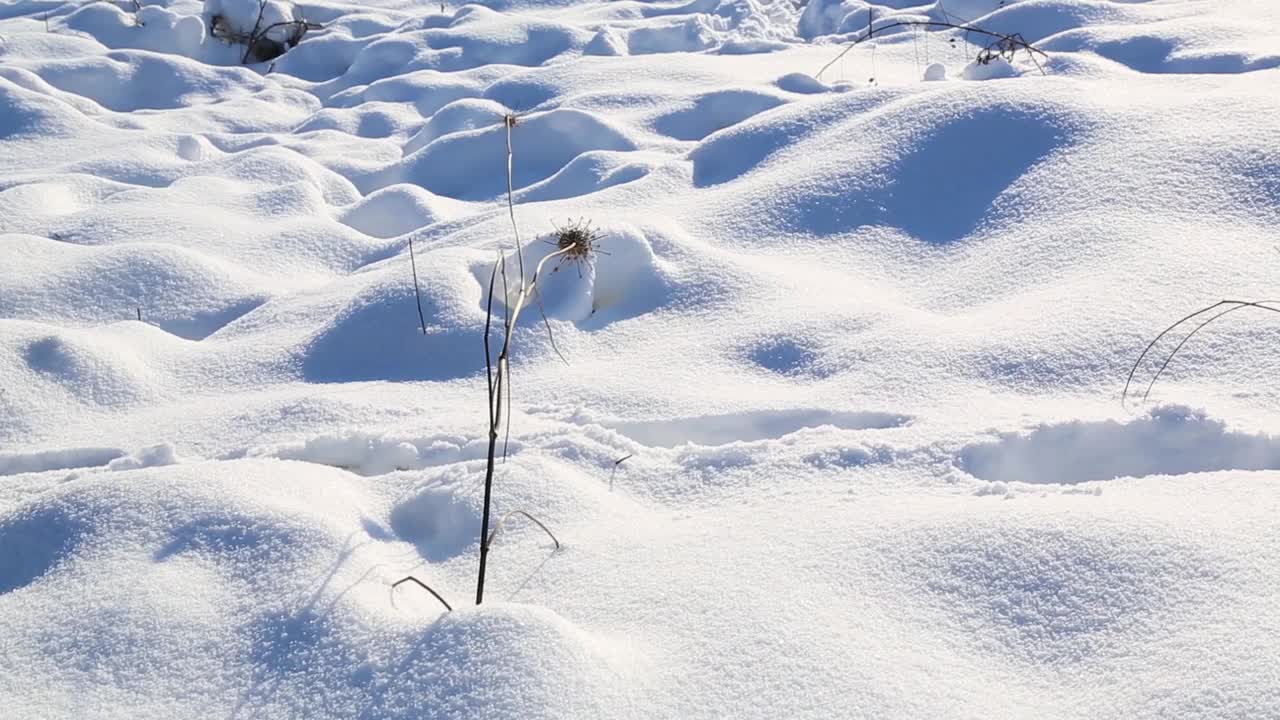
left=486, top=509, right=561, bottom=550
left=815, top=20, right=1049, bottom=80
left=609, top=454, right=633, bottom=491
left=408, top=236, right=427, bottom=334
left=1122, top=300, right=1280, bottom=409
left=391, top=576, right=453, bottom=612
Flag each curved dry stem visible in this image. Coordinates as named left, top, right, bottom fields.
left=815, top=19, right=1049, bottom=80
left=392, top=576, right=453, bottom=612
left=486, top=510, right=561, bottom=550
left=1123, top=299, right=1280, bottom=409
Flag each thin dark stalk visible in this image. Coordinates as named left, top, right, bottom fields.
left=815, top=20, right=1049, bottom=80
left=409, top=236, right=427, bottom=334
left=1122, top=299, right=1280, bottom=408
left=475, top=244, right=578, bottom=606
left=392, top=576, right=452, bottom=612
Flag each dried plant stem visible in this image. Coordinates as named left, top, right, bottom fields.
left=409, top=236, right=427, bottom=334
left=504, top=115, right=526, bottom=287
left=486, top=510, right=562, bottom=550
left=476, top=243, right=578, bottom=605
left=1122, top=299, right=1280, bottom=409
left=391, top=576, right=453, bottom=612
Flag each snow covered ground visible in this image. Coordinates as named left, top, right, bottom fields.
left=2, top=0, right=1279, bottom=716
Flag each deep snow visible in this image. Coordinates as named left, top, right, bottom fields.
left=2, top=0, right=1280, bottom=717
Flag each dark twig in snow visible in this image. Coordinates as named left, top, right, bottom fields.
left=408, top=236, right=427, bottom=334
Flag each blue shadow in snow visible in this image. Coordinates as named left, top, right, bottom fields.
left=789, top=106, right=1070, bottom=242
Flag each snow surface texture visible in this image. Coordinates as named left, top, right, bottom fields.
left=2, top=0, right=1280, bottom=717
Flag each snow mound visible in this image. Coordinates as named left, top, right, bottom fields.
left=373, top=107, right=637, bottom=200
left=888, top=515, right=1220, bottom=666
left=336, top=184, right=458, bottom=238
left=691, top=82, right=1088, bottom=241
left=299, top=263, right=483, bottom=383
left=2, top=235, right=266, bottom=339
left=369, top=605, right=641, bottom=719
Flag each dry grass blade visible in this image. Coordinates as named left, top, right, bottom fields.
left=391, top=576, right=453, bottom=612
left=1122, top=299, right=1280, bottom=409
left=486, top=510, right=561, bottom=550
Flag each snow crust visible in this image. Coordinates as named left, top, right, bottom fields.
left=2, top=0, right=1280, bottom=717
